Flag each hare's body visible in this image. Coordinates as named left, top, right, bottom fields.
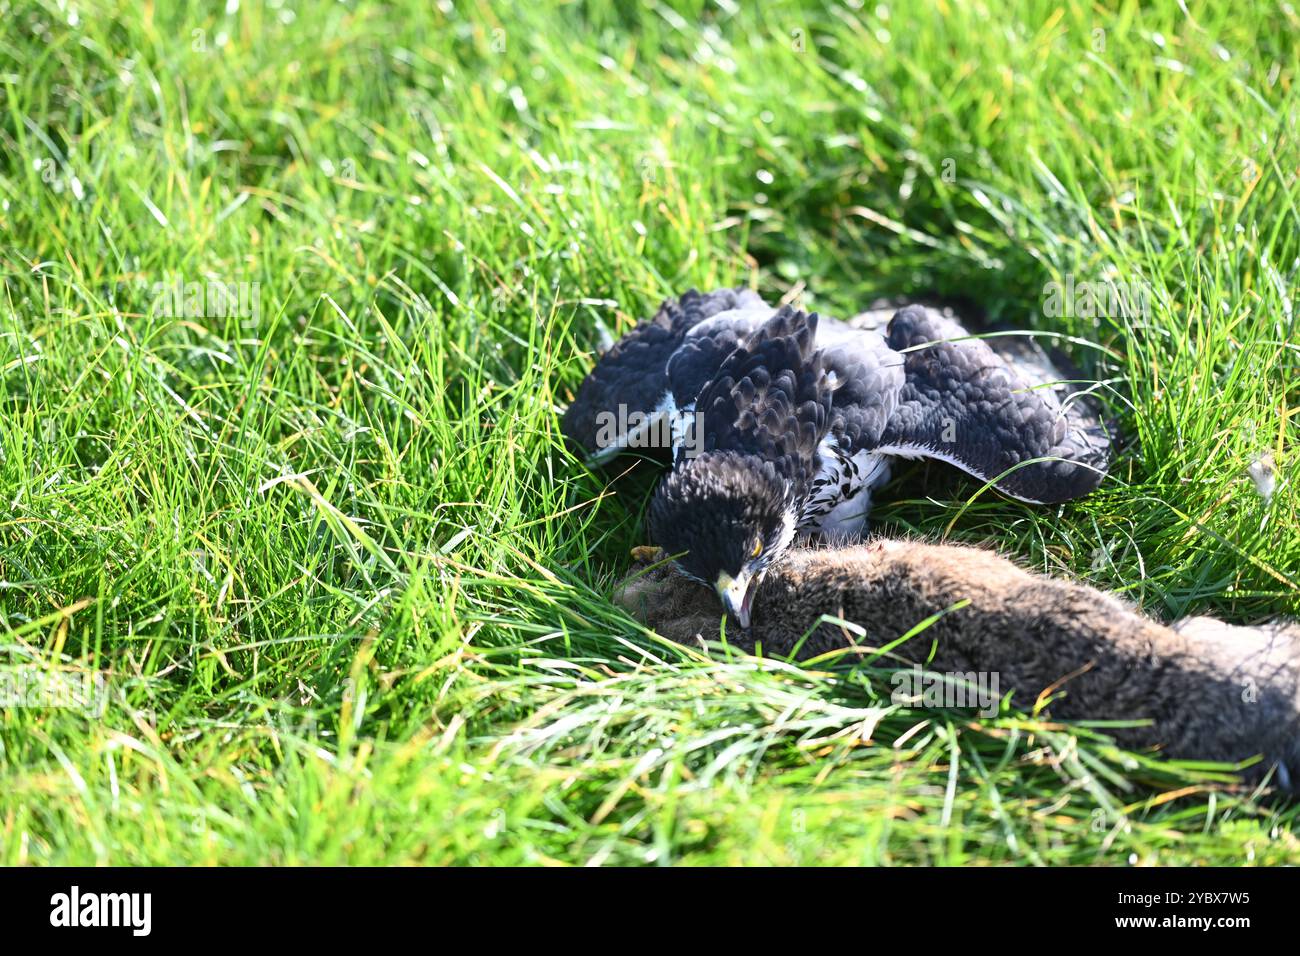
left=616, top=540, right=1300, bottom=784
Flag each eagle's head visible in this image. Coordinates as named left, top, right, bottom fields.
left=647, top=451, right=799, bottom=629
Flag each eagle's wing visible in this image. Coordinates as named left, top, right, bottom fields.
left=875, top=305, right=1111, bottom=504
left=665, top=303, right=773, bottom=410
left=813, top=317, right=906, bottom=454
left=694, top=306, right=832, bottom=480
left=560, top=288, right=769, bottom=464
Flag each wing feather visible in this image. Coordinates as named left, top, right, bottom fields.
left=694, top=306, right=832, bottom=481
left=560, top=288, right=767, bottom=463
left=876, top=305, right=1111, bottom=503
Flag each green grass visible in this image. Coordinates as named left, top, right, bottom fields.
left=1, top=0, right=1298, bottom=865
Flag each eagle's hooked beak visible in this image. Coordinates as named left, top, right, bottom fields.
left=715, top=571, right=758, bottom=630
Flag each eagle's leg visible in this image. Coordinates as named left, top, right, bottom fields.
left=807, top=493, right=874, bottom=543
left=799, top=454, right=893, bottom=544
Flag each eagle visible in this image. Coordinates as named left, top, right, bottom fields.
left=562, top=288, right=1111, bottom=628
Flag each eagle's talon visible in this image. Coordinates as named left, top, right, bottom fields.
left=630, top=545, right=664, bottom=563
